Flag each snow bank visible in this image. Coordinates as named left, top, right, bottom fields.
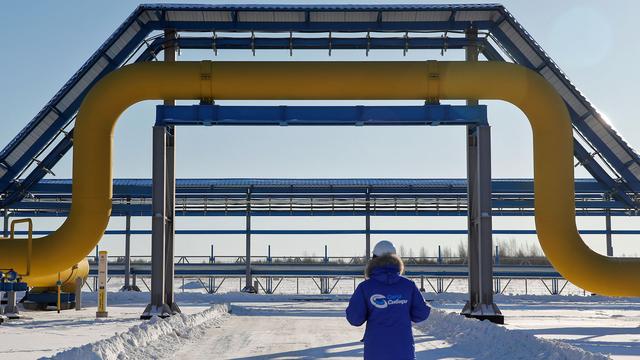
left=417, top=309, right=608, bottom=360
left=45, top=304, right=229, bottom=360
left=422, top=291, right=640, bottom=306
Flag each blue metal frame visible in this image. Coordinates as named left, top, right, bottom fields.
left=156, top=104, right=487, bottom=127
left=136, top=36, right=503, bottom=63
left=12, top=229, right=640, bottom=236
left=7, top=210, right=635, bottom=217
left=88, top=264, right=562, bottom=278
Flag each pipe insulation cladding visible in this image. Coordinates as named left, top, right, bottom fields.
left=0, top=60, right=637, bottom=296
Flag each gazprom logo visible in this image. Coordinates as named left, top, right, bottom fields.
left=370, top=294, right=408, bottom=309
left=370, top=294, right=388, bottom=309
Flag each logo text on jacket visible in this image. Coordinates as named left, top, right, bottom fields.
left=370, top=294, right=408, bottom=309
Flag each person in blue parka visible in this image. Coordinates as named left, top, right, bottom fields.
left=346, top=240, right=430, bottom=360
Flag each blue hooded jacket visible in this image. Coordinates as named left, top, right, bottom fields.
left=346, top=254, right=430, bottom=360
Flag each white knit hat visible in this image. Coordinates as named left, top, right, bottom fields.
left=372, top=240, right=396, bottom=257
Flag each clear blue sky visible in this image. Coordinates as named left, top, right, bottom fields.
left=1, top=0, right=639, bottom=258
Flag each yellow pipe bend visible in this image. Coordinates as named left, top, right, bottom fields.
left=26, top=258, right=89, bottom=292
left=0, top=60, right=636, bottom=296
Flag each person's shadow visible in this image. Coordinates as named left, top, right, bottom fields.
left=231, top=334, right=442, bottom=359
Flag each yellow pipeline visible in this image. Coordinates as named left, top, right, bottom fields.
left=0, top=218, right=88, bottom=290
left=26, top=259, right=89, bottom=292
left=0, top=61, right=636, bottom=296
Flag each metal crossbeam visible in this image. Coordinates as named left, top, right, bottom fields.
left=11, top=229, right=640, bottom=236
left=88, top=262, right=562, bottom=278
left=155, top=104, right=488, bottom=127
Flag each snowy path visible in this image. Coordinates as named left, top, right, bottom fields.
left=171, top=302, right=452, bottom=359
left=1, top=292, right=632, bottom=359
left=0, top=306, right=152, bottom=359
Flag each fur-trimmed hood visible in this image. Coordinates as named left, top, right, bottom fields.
left=365, top=254, right=404, bottom=281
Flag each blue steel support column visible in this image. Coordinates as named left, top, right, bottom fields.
left=606, top=208, right=613, bottom=256
left=494, top=245, right=501, bottom=294
left=120, top=210, right=139, bottom=291
left=266, top=245, right=273, bottom=294
left=93, top=246, right=99, bottom=291
left=124, top=213, right=131, bottom=289
left=164, top=125, right=179, bottom=312
left=2, top=209, right=8, bottom=237
left=141, top=126, right=172, bottom=319
left=163, top=29, right=180, bottom=314
left=464, top=27, right=481, bottom=317
left=365, top=188, right=371, bottom=260
left=320, top=245, right=330, bottom=294
left=208, top=243, right=215, bottom=293
left=461, top=28, right=503, bottom=324
left=242, top=188, right=256, bottom=293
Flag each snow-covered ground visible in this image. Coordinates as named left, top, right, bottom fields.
left=430, top=293, right=640, bottom=359
left=1, top=291, right=638, bottom=359
left=0, top=292, right=213, bottom=360
left=48, top=304, right=229, bottom=360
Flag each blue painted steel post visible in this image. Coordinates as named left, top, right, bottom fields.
left=164, top=125, right=178, bottom=311
left=606, top=208, right=613, bottom=256
left=163, top=29, right=180, bottom=315
left=2, top=209, right=8, bottom=237
left=465, top=29, right=481, bottom=315
left=93, top=246, right=99, bottom=292
left=242, top=188, right=256, bottom=293
left=266, top=245, right=273, bottom=293
left=437, top=246, right=443, bottom=292
left=461, top=27, right=503, bottom=324
left=120, top=211, right=139, bottom=291
left=365, top=188, right=371, bottom=260
left=124, top=213, right=131, bottom=289
left=321, top=245, right=329, bottom=294
left=141, top=125, right=172, bottom=319
left=208, top=243, right=214, bottom=294
left=494, top=245, right=501, bottom=294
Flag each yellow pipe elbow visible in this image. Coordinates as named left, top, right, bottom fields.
left=24, top=259, right=89, bottom=293
left=0, top=60, right=636, bottom=296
